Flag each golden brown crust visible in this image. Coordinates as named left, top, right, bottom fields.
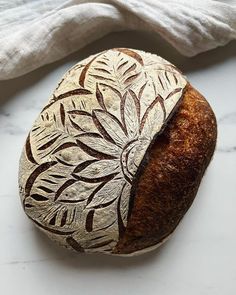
left=113, top=84, right=217, bottom=254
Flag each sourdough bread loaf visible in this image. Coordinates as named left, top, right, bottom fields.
left=19, top=48, right=217, bottom=256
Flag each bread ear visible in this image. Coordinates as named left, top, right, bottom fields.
left=114, top=84, right=217, bottom=255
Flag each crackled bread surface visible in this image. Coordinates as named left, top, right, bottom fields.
left=19, top=48, right=216, bottom=255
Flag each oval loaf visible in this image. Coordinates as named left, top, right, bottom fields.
left=19, top=48, right=217, bottom=256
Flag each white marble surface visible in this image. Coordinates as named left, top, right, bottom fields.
left=0, top=31, right=236, bottom=295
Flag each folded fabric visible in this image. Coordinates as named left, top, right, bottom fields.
left=0, top=0, right=236, bottom=80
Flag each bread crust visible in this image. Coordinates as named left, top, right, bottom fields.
left=113, top=83, right=217, bottom=254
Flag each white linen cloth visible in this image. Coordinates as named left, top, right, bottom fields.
left=0, top=0, right=236, bottom=80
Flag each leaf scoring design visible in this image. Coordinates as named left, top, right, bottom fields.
left=20, top=49, right=187, bottom=254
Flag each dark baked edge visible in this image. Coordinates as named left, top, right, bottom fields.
left=113, top=83, right=217, bottom=255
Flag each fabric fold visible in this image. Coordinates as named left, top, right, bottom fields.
left=0, top=0, right=236, bottom=80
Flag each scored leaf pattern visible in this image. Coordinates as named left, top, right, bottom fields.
left=19, top=49, right=187, bottom=254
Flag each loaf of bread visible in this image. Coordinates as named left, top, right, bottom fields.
left=18, top=48, right=217, bottom=256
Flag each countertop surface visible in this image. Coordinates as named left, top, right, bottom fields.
left=0, top=31, right=236, bottom=295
